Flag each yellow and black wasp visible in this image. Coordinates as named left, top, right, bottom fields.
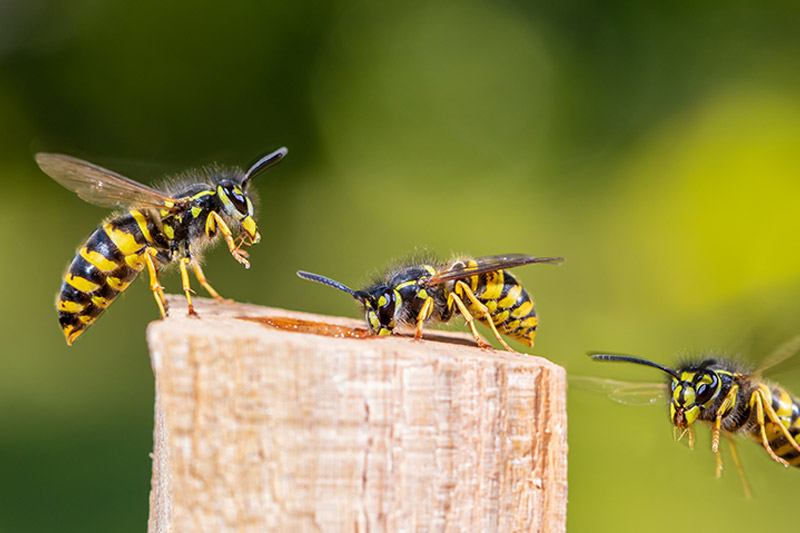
left=589, top=337, right=800, bottom=495
left=37, top=147, right=288, bottom=344
left=297, top=253, right=564, bottom=350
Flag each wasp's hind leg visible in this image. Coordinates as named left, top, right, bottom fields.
left=446, top=290, right=493, bottom=350
left=724, top=434, right=752, bottom=498
left=752, top=390, right=791, bottom=467
left=191, top=263, right=232, bottom=304
left=453, top=280, right=515, bottom=352
left=142, top=248, right=168, bottom=319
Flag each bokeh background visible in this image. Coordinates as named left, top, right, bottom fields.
left=2, top=0, right=800, bottom=531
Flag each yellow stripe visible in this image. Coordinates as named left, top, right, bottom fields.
left=519, top=316, right=538, bottom=328
left=107, top=276, right=129, bottom=290
left=91, top=295, right=111, bottom=308
left=191, top=206, right=202, bottom=218
left=80, top=247, right=119, bottom=272
left=492, top=310, right=509, bottom=324
left=131, top=210, right=154, bottom=244
left=63, top=325, right=82, bottom=345
left=498, top=284, right=522, bottom=308
left=58, top=300, right=87, bottom=313
left=163, top=223, right=174, bottom=240
left=788, top=453, right=800, bottom=466
left=191, top=190, right=214, bottom=200
left=480, top=271, right=504, bottom=300
left=103, top=223, right=143, bottom=255
left=511, top=300, right=534, bottom=318
left=65, top=273, right=100, bottom=293
left=78, top=315, right=94, bottom=324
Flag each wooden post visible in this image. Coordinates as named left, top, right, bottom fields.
left=146, top=296, right=567, bottom=532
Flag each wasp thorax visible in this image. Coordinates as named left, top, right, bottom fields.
left=358, top=286, right=403, bottom=336
left=669, top=370, right=720, bottom=428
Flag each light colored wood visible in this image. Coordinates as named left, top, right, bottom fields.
left=147, top=296, right=567, bottom=533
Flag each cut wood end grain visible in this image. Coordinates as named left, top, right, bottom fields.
left=147, top=296, right=567, bottom=533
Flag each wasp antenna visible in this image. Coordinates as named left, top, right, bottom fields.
left=591, top=353, right=680, bottom=379
left=297, top=270, right=358, bottom=297
left=242, top=147, right=288, bottom=184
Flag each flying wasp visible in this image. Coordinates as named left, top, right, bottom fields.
left=589, top=337, right=800, bottom=495
left=38, top=147, right=288, bottom=345
left=297, top=253, right=564, bottom=351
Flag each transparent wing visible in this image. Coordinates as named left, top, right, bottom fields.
left=425, top=254, right=564, bottom=286
left=571, top=376, right=667, bottom=406
left=754, top=333, right=800, bottom=377
left=36, top=153, right=182, bottom=210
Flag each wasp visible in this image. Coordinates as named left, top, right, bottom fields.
left=297, top=253, right=564, bottom=351
left=589, top=337, right=800, bottom=495
left=37, top=147, right=288, bottom=344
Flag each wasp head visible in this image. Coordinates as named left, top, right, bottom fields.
left=355, top=285, right=403, bottom=336
left=216, top=179, right=259, bottom=243
left=669, top=368, right=721, bottom=428
left=217, top=147, right=288, bottom=245
left=296, top=271, right=404, bottom=336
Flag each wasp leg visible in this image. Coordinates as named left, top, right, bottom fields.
left=454, top=280, right=515, bottom=352
left=414, top=296, right=434, bottom=340
left=178, top=257, right=199, bottom=316
left=752, top=390, right=790, bottom=466
left=759, top=388, right=800, bottom=455
left=143, top=248, right=168, bottom=319
left=191, top=263, right=231, bottom=303
left=712, top=385, right=739, bottom=453
left=206, top=211, right=250, bottom=268
left=725, top=434, right=752, bottom=498
left=446, top=291, right=492, bottom=349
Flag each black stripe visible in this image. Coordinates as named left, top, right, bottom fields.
left=59, top=282, right=91, bottom=305
left=95, top=283, right=121, bottom=301
left=85, top=226, right=125, bottom=263
left=82, top=303, right=105, bottom=319
left=69, top=255, right=107, bottom=286
left=110, top=263, right=139, bottom=283
left=108, top=214, right=147, bottom=247
left=58, top=311, right=81, bottom=329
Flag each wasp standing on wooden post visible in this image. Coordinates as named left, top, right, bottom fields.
left=38, top=147, right=288, bottom=345
left=297, top=253, right=564, bottom=351
left=589, top=336, right=800, bottom=496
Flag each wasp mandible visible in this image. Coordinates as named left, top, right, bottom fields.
left=298, top=253, right=563, bottom=351
left=38, top=147, right=287, bottom=344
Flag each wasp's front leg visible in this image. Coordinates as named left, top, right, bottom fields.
left=206, top=211, right=250, bottom=268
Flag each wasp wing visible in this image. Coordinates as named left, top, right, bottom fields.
left=36, top=153, right=182, bottom=210
left=424, top=254, right=564, bottom=286
left=571, top=376, right=667, bottom=406
left=753, top=333, right=800, bottom=377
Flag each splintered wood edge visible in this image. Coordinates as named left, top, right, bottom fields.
left=149, top=294, right=560, bottom=363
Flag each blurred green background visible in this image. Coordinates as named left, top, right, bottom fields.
left=2, top=0, right=800, bottom=530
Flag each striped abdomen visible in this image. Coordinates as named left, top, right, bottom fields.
left=750, top=384, right=800, bottom=467
left=58, top=209, right=167, bottom=344
left=457, top=266, right=538, bottom=347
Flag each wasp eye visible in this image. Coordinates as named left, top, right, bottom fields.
left=695, top=373, right=718, bottom=405
left=377, top=292, right=396, bottom=325
left=221, top=182, right=248, bottom=213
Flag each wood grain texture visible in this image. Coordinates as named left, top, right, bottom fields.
left=147, top=296, right=567, bottom=533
